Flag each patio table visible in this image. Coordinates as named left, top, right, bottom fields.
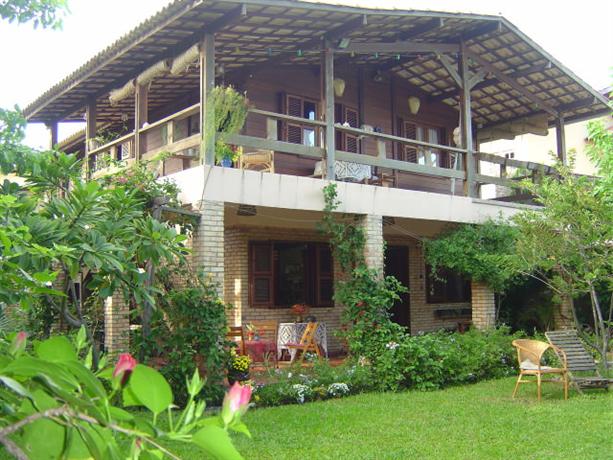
left=277, top=322, right=328, bottom=360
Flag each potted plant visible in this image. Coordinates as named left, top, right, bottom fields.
left=228, top=349, right=251, bottom=385
left=245, top=323, right=257, bottom=341
left=291, top=303, right=310, bottom=323
left=216, top=142, right=241, bottom=168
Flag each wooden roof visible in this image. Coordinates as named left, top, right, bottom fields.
left=24, top=0, right=609, bottom=129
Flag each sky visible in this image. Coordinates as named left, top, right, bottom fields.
left=0, top=0, right=611, bottom=149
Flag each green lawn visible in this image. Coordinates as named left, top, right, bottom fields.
left=171, top=378, right=612, bottom=460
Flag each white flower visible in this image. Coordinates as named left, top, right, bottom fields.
left=290, top=384, right=312, bottom=404
left=385, top=341, right=399, bottom=350
left=327, top=382, right=350, bottom=397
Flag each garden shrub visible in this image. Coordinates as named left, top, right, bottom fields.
left=136, top=265, right=230, bottom=405
left=252, top=327, right=525, bottom=407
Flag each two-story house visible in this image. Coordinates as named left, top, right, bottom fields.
left=23, top=0, right=609, bottom=355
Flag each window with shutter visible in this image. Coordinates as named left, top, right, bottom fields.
left=248, top=241, right=334, bottom=308
left=426, top=266, right=471, bottom=303
left=282, top=93, right=318, bottom=146
left=403, top=122, right=418, bottom=163
left=402, top=121, right=447, bottom=167
left=344, top=107, right=359, bottom=153
left=316, top=244, right=334, bottom=305
left=249, top=242, right=274, bottom=307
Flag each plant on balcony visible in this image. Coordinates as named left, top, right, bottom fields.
left=207, top=86, right=249, bottom=166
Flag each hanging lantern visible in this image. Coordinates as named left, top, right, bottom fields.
left=408, top=96, right=421, bottom=115
left=333, top=78, right=346, bottom=97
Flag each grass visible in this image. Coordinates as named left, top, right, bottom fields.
left=166, top=377, right=612, bottom=460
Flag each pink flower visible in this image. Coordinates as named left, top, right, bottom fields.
left=113, top=353, right=137, bottom=386
left=221, top=382, right=252, bottom=426
left=9, top=332, right=27, bottom=356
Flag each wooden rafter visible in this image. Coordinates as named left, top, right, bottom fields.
left=466, top=51, right=559, bottom=117
left=337, top=41, right=458, bottom=54
left=54, top=4, right=249, bottom=122
left=394, top=18, right=444, bottom=41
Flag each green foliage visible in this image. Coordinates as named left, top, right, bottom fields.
left=424, top=220, right=520, bottom=293
left=0, top=331, right=250, bottom=459
left=0, top=0, right=67, bottom=29
left=513, top=152, right=612, bottom=367
left=206, top=86, right=249, bottom=163
left=318, top=183, right=407, bottom=380
left=252, top=327, right=523, bottom=404
left=136, top=266, right=231, bottom=405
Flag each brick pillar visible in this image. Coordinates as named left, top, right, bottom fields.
left=360, top=214, right=384, bottom=273
left=193, top=200, right=225, bottom=297
left=553, top=296, right=574, bottom=330
left=471, top=281, right=496, bottom=329
left=104, top=292, right=130, bottom=356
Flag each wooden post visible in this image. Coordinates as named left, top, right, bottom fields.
left=324, top=43, right=335, bottom=179
left=46, top=122, right=58, bottom=149
left=134, top=83, right=149, bottom=160
left=85, top=100, right=97, bottom=173
left=200, top=34, right=216, bottom=165
left=358, top=67, right=365, bottom=154
left=555, top=117, right=567, bottom=164
left=459, top=42, right=477, bottom=198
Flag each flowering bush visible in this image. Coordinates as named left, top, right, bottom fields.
left=229, top=349, right=252, bottom=373
left=327, top=382, right=350, bottom=397
left=0, top=330, right=251, bottom=459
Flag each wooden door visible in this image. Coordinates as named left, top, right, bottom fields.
left=385, top=246, right=410, bottom=328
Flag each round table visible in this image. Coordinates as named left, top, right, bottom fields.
left=244, top=339, right=277, bottom=362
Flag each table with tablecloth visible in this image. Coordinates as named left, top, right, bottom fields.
left=244, top=340, right=277, bottom=363
left=277, top=322, right=328, bottom=360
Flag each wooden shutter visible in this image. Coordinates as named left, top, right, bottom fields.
left=249, top=242, right=274, bottom=307
left=344, top=107, right=359, bottom=153
left=403, top=122, right=418, bottom=163
left=316, top=244, right=334, bottom=305
left=283, top=94, right=304, bottom=144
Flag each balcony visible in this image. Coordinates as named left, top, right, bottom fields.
left=86, top=104, right=554, bottom=202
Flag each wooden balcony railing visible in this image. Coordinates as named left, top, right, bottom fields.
left=87, top=104, right=556, bottom=198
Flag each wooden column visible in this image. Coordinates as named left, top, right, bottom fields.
left=85, top=100, right=97, bottom=173
left=200, top=34, right=216, bottom=165
left=47, top=121, right=58, bottom=149
left=555, top=117, right=567, bottom=164
left=358, top=67, right=366, bottom=154
left=323, top=43, right=336, bottom=179
left=134, top=83, right=149, bottom=160
left=459, top=42, right=477, bottom=198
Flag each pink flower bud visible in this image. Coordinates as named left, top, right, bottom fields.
left=113, top=353, right=137, bottom=386
left=9, top=332, right=27, bottom=356
left=221, top=382, right=252, bottom=426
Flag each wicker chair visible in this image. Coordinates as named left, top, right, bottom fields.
left=239, top=149, right=274, bottom=173
left=511, top=339, right=569, bottom=401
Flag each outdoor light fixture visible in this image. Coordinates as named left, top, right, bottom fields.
left=408, top=96, right=421, bottom=115
left=338, top=37, right=351, bottom=49
left=373, top=70, right=384, bottom=83
left=237, top=205, right=257, bottom=216
left=333, top=78, right=346, bottom=97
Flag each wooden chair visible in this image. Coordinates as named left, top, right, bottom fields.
left=248, top=320, right=278, bottom=368
left=286, top=322, right=322, bottom=364
left=511, top=339, right=569, bottom=401
left=239, top=149, right=274, bottom=173
left=545, top=330, right=611, bottom=392
left=226, top=326, right=245, bottom=355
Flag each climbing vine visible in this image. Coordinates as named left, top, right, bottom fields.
left=318, top=183, right=406, bottom=361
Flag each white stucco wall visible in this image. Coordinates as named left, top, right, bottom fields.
left=166, top=165, right=535, bottom=224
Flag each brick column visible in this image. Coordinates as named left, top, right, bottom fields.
left=471, top=281, right=496, bottom=329
left=193, top=200, right=225, bottom=297
left=360, top=214, right=384, bottom=273
left=553, top=296, right=574, bottom=329
left=104, top=292, right=130, bottom=356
